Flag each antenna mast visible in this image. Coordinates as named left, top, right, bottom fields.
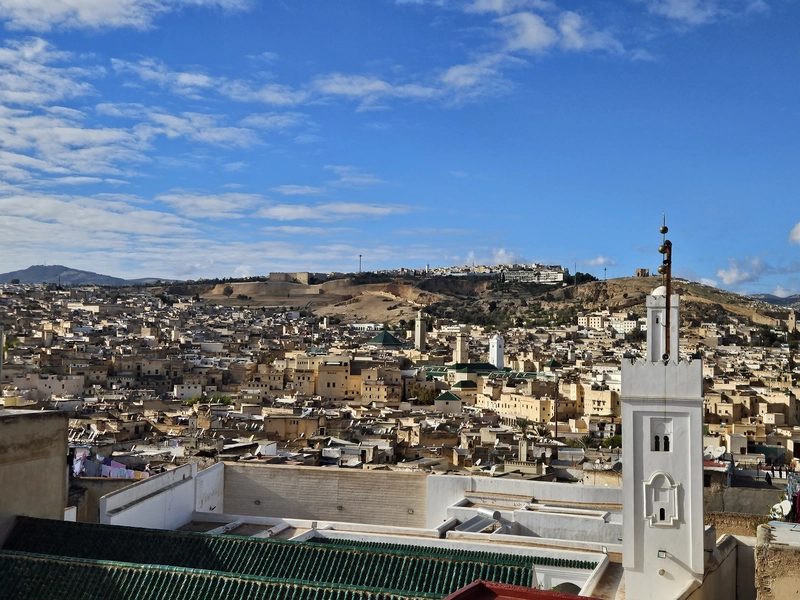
left=658, top=215, right=673, bottom=359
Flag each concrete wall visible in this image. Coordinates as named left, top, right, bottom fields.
left=223, top=463, right=427, bottom=527
left=71, top=478, right=135, bottom=522
left=195, top=462, right=224, bottom=514
left=100, top=463, right=197, bottom=529
left=685, top=535, right=738, bottom=600
left=0, top=409, right=68, bottom=543
left=425, top=474, right=622, bottom=528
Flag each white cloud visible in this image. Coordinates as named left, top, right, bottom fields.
left=313, top=73, right=441, bottom=109
left=258, top=201, right=408, bottom=221
left=496, top=12, right=558, bottom=52
left=271, top=185, right=325, bottom=196
left=789, top=222, right=800, bottom=245
left=112, top=57, right=307, bottom=105
left=642, top=0, right=718, bottom=25
left=557, top=11, right=624, bottom=53
left=585, top=255, right=616, bottom=266
left=263, top=225, right=348, bottom=235
left=772, top=284, right=794, bottom=298
left=238, top=112, right=309, bottom=131
left=156, top=191, right=263, bottom=219
left=137, top=111, right=259, bottom=147
left=716, top=257, right=765, bottom=286
left=0, top=0, right=250, bottom=32
left=490, top=247, right=524, bottom=264
left=0, top=38, right=96, bottom=106
left=325, top=165, right=387, bottom=187
left=699, top=277, right=718, bottom=287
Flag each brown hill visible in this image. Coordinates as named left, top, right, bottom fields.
left=200, top=275, right=788, bottom=328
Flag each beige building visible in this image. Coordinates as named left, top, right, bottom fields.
left=0, top=409, right=68, bottom=542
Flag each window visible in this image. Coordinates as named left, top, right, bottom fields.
left=659, top=508, right=665, bottom=522
left=654, top=436, right=660, bottom=451
left=663, top=436, right=670, bottom=452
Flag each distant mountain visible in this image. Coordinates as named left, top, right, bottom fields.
left=749, top=293, right=800, bottom=309
left=0, top=265, right=172, bottom=286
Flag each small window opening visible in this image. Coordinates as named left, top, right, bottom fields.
left=664, top=436, right=670, bottom=452
left=659, top=508, right=665, bottom=521
left=654, top=435, right=660, bottom=451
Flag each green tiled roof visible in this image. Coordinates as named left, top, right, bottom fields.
left=3, top=517, right=592, bottom=598
left=435, top=391, right=462, bottom=402
left=450, top=363, right=497, bottom=373
left=0, top=550, right=416, bottom=600
left=368, top=331, right=404, bottom=347
left=451, top=380, right=477, bottom=389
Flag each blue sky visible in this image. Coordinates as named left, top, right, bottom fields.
left=0, top=0, right=798, bottom=295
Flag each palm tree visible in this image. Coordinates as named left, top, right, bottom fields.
left=516, top=418, right=531, bottom=433
left=533, top=424, right=551, bottom=439
left=579, top=434, right=594, bottom=450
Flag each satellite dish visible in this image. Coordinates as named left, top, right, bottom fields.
left=475, top=458, right=482, bottom=466
left=705, top=446, right=715, bottom=455
left=713, top=447, right=725, bottom=459
left=772, top=503, right=786, bottom=518
left=704, top=451, right=713, bottom=460
left=595, top=458, right=601, bottom=464
left=781, top=500, right=792, bottom=515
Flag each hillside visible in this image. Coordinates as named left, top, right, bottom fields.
left=0, top=265, right=171, bottom=286
left=197, top=274, right=791, bottom=328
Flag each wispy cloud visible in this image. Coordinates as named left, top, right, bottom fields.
left=258, top=201, right=408, bottom=221
left=271, top=185, right=325, bottom=195
left=112, top=57, right=308, bottom=105
left=325, top=165, right=387, bottom=187
left=156, top=191, right=264, bottom=219
left=0, top=0, right=250, bottom=32
left=313, top=73, right=441, bottom=110
left=0, top=38, right=97, bottom=106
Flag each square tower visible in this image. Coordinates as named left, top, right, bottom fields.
left=489, top=334, right=504, bottom=370
left=621, top=288, right=704, bottom=599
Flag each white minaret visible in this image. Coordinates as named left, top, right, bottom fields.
left=489, top=334, right=504, bottom=370
left=414, top=310, right=427, bottom=351
left=454, top=328, right=469, bottom=363
left=621, top=225, right=704, bottom=599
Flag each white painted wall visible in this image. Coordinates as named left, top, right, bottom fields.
left=195, top=462, right=224, bottom=514
left=426, top=474, right=621, bottom=528
left=100, top=463, right=197, bottom=529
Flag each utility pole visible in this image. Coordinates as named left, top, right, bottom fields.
left=359, top=254, right=362, bottom=273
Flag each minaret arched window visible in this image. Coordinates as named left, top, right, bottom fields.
left=659, top=508, right=666, bottom=522
left=654, top=435, right=660, bottom=451
left=664, top=436, right=670, bottom=452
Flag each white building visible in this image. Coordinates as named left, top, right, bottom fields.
left=489, top=334, right=504, bottom=370
left=621, top=287, right=705, bottom=599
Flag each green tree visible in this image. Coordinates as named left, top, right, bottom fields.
left=516, top=418, right=531, bottom=433
left=602, top=435, right=622, bottom=449
left=223, top=285, right=234, bottom=297
left=410, top=384, right=437, bottom=404
left=579, top=434, right=595, bottom=450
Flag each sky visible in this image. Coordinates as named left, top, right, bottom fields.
left=0, top=0, right=798, bottom=295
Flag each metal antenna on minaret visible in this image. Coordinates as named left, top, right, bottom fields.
left=657, top=214, right=673, bottom=360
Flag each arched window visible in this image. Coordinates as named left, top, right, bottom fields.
left=654, top=435, right=660, bottom=452
left=663, top=436, right=670, bottom=452
left=659, top=508, right=666, bottom=522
